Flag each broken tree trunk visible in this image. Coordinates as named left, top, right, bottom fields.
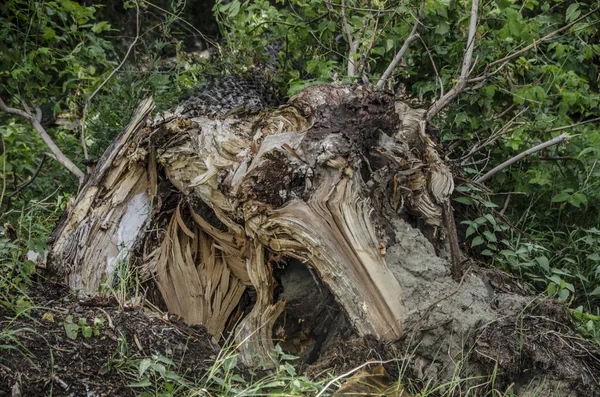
left=48, top=83, right=600, bottom=394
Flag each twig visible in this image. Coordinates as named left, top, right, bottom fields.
left=417, top=34, right=444, bottom=98
left=459, top=108, right=527, bottom=164
left=426, top=0, right=480, bottom=120
left=140, top=0, right=217, bottom=48
left=0, top=97, right=84, bottom=182
left=5, top=154, right=47, bottom=207
left=477, top=133, right=570, bottom=183
left=80, top=0, right=141, bottom=161
left=500, top=192, right=510, bottom=216
left=535, top=116, right=600, bottom=134
left=315, top=359, right=399, bottom=397
left=324, top=0, right=396, bottom=13
left=467, top=6, right=600, bottom=85
left=376, top=0, right=424, bottom=89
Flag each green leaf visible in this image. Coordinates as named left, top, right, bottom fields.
left=91, top=21, right=110, bottom=33
left=483, top=231, right=497, bottom=243
left=64, top=322, right=79, bottom=340
left=454, top=196, right=473, bottom=205
left=551, top=192, right=570, bottom=203
left=471, top=236, right=484, bottom=247
left=43, top=27, right=56, bottom=40
left=465, top=225, right=477, bottom=238
left=81, top=325, right=93, bottom=338
left=590, top=287, right=600, bottom=296
left=535, top=256, right=550, bottom=272
left=565, top=3, right=581, bottom=22
left=568, top=193, right=587, bottom=208
left=386, top=39, right=394, bottom=52
left=435, top=21, right=450, bottom=35
left=484, top=214, right=497, bottom=226
left=558, top=288, right=570, bottom=302
left=588, top=253, right=600, bottom=262
left=228, top=0, right=241, bottom=17
left=139, top=358, right=153, bottom=378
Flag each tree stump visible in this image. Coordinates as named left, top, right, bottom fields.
left=48, top=83, right=600, bottom=395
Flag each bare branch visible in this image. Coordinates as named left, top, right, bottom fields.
left=538, top=116, right=600, bottom=134
left=468, top=6, right=600, bottom=85
left=459, top=108, right=527, bottom=164
left=34, top=104, right=42, bottom=123
left=477, top=133, right=570, bottom=183
left=340, top=0, right=359, bottom=77
left=426, top=0, right=480, bottom=120
left=0, top=96, right=85, bottom=182
left=376, top=0, right=424, bottom=89
left=81, top=1, right=141, bottom=161
left=417, top=35, right=444, bottom=98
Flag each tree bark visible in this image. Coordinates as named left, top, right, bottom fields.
left=48, top=83, right=600, bottom=394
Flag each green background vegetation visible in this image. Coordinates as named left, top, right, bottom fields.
left=1, top=0, right=600, bottom=394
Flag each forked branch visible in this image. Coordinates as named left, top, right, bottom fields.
left=426, top=0, right=480, bottom=121
left=468, top=6, right=600, bottom=85
left=0, top=97, right=85, bottom=183
left=477, top=133, right=570, bottom=183
left=376, top=0, right=425, bottom=89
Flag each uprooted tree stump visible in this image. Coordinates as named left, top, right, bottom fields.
left=48, top=83, right=600, bottom=395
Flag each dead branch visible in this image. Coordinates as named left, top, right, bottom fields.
left=0, top=96, right=85, bottom=183
left=459, top=108, right=527, bottom=164
left=340, top=0, right=359, bottom=77
left=376, top=0, right=424, bottom=89
left=426, top=0, right=480, bottom=121
left=477, top=133, right=570, bottom=183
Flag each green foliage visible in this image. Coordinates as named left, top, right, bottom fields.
left=211, top=0, right=600, bottom=347
left=63, top=315, right=104, bottom=340
left=0, top=0, right=115, bottom=108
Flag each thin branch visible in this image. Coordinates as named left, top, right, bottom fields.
left=376, top=0, right=424, bottom=89
left=537, top=116, right=600, bottom=134
left=4, top=153, right=47, bottom=209
left=499, top=192, right=510, bottom=216
left=477, top=133, right=570, bottom=183
left=459, top=108, right=527, bottom=164
left=417, top=34, right=444, bottom=98
left=426, top=0, right=480, bottom=120
left=140, top=0, right=217, bottom=48
left=0, top=97, right=85, bottom=182
left=468, top=6, right=600, bottom=85
left=324, top=0, right=396, bottom=13
left=80, top=0, right=141, bottom=161
left=340, top=0, right=359, bottom=77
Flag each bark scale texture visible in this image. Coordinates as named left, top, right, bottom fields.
left=49, top=83, right=600, bottom=394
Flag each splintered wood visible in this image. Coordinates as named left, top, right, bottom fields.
left=51, top=84, right=454, bottom=365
